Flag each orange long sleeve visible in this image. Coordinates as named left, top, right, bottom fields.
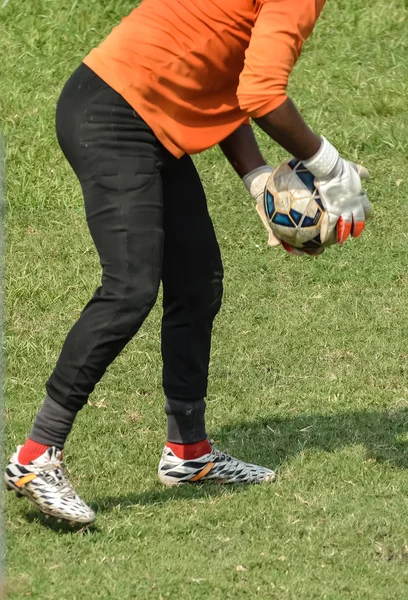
left=83, top=0, right=325, bottom=157
left=238, top=0, right=325, bottom=118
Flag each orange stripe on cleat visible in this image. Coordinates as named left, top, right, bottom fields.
left=15, top=473, right=37, bottom=488
left=190, top=462, right=215, bottom=482
left=352, top=220, right=365, bottom=238
left=337, top=217, right=352, bottom=244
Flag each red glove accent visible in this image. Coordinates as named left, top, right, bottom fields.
left=337, top=217, right=352, bottom=244
left=352, top=218, right=365, bottom=238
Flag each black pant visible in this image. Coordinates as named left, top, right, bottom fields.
left=46, top=64, right=223, bottom=436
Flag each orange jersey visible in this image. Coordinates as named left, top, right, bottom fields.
left=84, top=0, right=325, bottom=157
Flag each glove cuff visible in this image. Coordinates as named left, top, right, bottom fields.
left=242, top=165, right=274, bottom=200
left=302, top=136, right=339, bottom=180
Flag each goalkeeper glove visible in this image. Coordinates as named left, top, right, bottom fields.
left=242, top=166, right=322, bottom=256
left=242, top=165, right=280, bottom=247
left=302, top=137, right=372, bottom=244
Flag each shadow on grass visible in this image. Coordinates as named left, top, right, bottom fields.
left=92, top=479, right=230, bottom=514
left=93, top=407, right=407, bottom=514
left=215, top=407, right=408, bottom=470
left=24, top=510, right=100, bottom=534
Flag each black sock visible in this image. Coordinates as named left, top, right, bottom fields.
left=165, top=397, right=206, bottom=444
left=29, top=395, right=78, bottom=448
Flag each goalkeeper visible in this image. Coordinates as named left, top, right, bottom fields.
left=5, top=0, right=371, bottom=524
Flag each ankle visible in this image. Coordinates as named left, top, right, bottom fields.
left=167, top=439, right=211, bottom=460
left=18, top=439, right=52, bottom=465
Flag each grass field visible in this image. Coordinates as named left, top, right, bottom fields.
left=2, top=0, right=408, bottom=598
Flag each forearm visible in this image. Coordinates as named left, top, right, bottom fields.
left=219, top=124, right=266, bottom=178
left=254, top=98, right=321, bottom=161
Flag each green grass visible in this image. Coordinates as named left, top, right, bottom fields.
left=2, top=0, right=408, bottom=598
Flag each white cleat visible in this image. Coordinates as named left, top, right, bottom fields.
left=158, top=442, right=276, bottom=486
left=5, top=446, right=95, bottom=524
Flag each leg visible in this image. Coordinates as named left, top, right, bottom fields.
left=6, top=65, right=169, bottom=523
left=157, top=157, right=276, bottom=486
left=31, top=65, right=166, bottom=444
left=160, top=155, right=223, bottom=444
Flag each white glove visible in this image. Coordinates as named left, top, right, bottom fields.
left=302, top=137, right=372, bottom=244
left=242, top=165, right=282, bottom=247
left=242, top=166, right=322, bottom=256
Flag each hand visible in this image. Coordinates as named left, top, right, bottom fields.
left=242, top=165, right=280, bottom=247
left=303, top=137, right=372, bottom=244
left=242, top=166, right=322, bottom=256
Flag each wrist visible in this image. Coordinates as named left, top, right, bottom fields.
left=242, top=165, right=274, bottom=200
left=302, top=137, right=340, bottom=179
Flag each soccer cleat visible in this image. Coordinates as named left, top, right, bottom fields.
left=4, top=446, right=95, bottom=524
left=158, top=442, right=276, bottom=486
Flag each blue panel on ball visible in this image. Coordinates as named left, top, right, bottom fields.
left=272, top=212, right=296, bottom=228
left=265, top=190, right=275, bottom=218
left=315, top=196, right=324, bottom=210
left=288, top=159, right=316, bottom=194
left=295, top=169, right=316, bottom=194
left=289, top=208, right=303, bottom=225
left=302, top=208, right=321, bottom=228
left=288, top=158, right=299, bottom=170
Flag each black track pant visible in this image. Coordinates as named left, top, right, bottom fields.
left=38, top=64, right=223, bottom=444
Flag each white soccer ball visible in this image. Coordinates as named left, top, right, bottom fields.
left=264, top=159, right=336, bottom=250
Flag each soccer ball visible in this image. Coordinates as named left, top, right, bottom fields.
left=264, top=159, right=335, bottom=250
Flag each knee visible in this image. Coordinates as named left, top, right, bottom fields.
left=96, top=278, right=160, bottom=329
left=187, top=274, right=223, bottom=321
left=124, top=281, right=160, bottom=315
left=207, top=275, right=223, bottom=318
left=122, top=283, right=160, bottom=336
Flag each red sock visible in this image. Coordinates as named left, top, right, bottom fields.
left=18, top=439, right=51, bottom=465
left=167, top=439, right=211, bottom=460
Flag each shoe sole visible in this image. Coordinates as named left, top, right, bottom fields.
left=158, top=473, right=276, bottom=486
left=5, top=482, right=95, bottom=525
